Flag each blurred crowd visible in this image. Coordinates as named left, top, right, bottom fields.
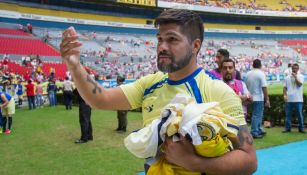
left=79, top=36, right=303, bottom=80
left=161, top=0, right=307, bottom=12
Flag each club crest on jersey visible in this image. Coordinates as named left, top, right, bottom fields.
left=144, top=104, right=154, bottom=112
left=197, top=122, right=216, bottom=141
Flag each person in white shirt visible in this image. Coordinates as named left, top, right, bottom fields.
left=284, top=63, right=292, bottom=77
left=36, top=72, right=44, bottom=83
left=283, top=63, right=305, bottom=133
left=66, top=71, right=72, bottom=80
left=62, top=77, right=74, bottom=110
left=246, top=59, right=270, bottom=139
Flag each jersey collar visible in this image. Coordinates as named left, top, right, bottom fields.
left=167, top=67, right=203, bottom=85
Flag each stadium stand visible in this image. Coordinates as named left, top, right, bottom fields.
left=253, top=0, right=307, bottom=11
left=1, top=21, right=303, bottom=80
left=4, top=61, right=30, bottom=76
left=1, top=0, right=307, bottom=31
left=280, top=40, right=307, bottom=56
left=159, top=0, right=307, bottom=12
left=301, top=48, right=307, bottom=55
left=0, top=0, right=305, bottom=81
left=0, top=28, right=31, bottom=36
left=0, top=21, right=99, bottom=80
left=0, top=37, right=60, bottom=56
left=280, top=40, right=307, bottom=46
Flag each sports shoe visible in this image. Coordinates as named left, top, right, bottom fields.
left=75, top=139, right=88, bottom=144
left=116, top=130, right=126, bottom=133
left=252, top=134, right=263, bottom=139
left=4, top=129, right=11, bottom=134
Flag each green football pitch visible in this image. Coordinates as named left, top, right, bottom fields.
left=267, top=82, right=307, bottom=95
left=0, top=104, right=306, bottom=175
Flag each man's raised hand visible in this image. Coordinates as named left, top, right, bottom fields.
left=60, top=27, right=82, bottom=70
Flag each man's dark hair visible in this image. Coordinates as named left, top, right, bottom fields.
left=117, top=75, right=125, bottom=83
left=287, top=63, right=292, bottom=68
left=217, top=49, right=229, bottom=59
left=292, top=63, right=299, bottom=68
left=154, top=9, right=204, bottom=44
left=222, top=58, right=235, bottom=68
left=253, top=59, right=262, bottom=68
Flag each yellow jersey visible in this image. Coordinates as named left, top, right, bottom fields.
left=121, top=67, right=245, bottom=126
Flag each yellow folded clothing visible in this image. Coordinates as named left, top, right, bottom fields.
left=147, top=134, right=230, bottom=175
left=147, top=157, right=200, bottom=175
left=124, top=94, right=239, bottom=175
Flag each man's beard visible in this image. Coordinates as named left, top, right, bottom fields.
left=157, top=49, right=192, bottom=73
left=223, top=73, right=233, bottom=82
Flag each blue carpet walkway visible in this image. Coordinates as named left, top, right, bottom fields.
left=138, top=140, right=307, bottom=175
left=255, top=140, right=307, bottom=175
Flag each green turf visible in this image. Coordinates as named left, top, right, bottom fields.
left=253, top=127, right=307, bottom=149
left=0, top=105, right=306, bottom=175
left=0, top=107, right=144, bottom=175
left=268, top=82, right=307, bottom=95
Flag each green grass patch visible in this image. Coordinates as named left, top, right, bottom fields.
left=0, top=106, right=306, bottom=174
left=254, top=127, right=307, bottom=149
left=268, top=82, right=307, bottom=95
left=0, top=107, right=144, bottom=175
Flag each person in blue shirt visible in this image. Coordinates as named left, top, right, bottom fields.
left=16, top=80, right=23, bottom=107
left=0, top=91, right=15, bottom=134
left=47, top=79, right=57, bottom=106
left=0, top=108, right=2, bottom=134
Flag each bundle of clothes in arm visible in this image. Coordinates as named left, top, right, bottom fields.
left=124, top=94, right=239, bottom=175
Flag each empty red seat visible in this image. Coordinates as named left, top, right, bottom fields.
left=280, top=40, right=307, bottom=46
left=0, top=37, right=60, bottom=56
left=0, top=28, right=31, bottom=36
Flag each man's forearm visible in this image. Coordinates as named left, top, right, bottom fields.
left=188, top=149, right=256, bottom=175
left=1, top=102, right=8, bottom=108
left=186, top=126, right=257, bottom=175
left=262, top=87, right=269, bottom=101
left=69, top=63, right=104, bottom=109
left=60, top=26, right=111, bottom=109
left=294, top=78, right=302, bottom=86
left=239, top=95, right=249, bottom=103
left=283, top=87, right=287, bottom=97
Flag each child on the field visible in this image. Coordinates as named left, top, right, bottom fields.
left=0, top=108, right=2, bottom=133
left=0, top=91, right=15, bottom=134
